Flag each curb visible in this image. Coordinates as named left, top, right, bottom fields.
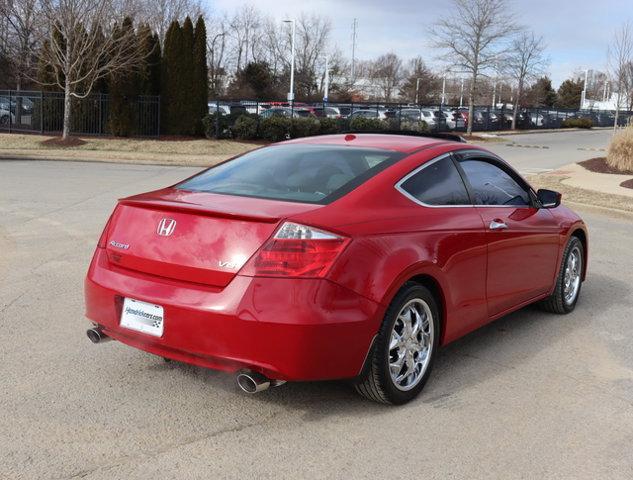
left=504, top=143, right=550, bottom=149
left=565, top=200, right=633, bottom=217
left=0, top=155, right=209, bottom=167
left=576, top=147, right=606, bottom=152
left=490, top=126, right=614, bottom=136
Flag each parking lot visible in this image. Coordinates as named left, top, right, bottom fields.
left=1, top=131, right=633, bottom=479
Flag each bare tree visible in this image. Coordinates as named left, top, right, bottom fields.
left=139, top=0, right=203, bottom=41
left=228, top=5, right=262, bottom=72
left=38, top=0, right=149, bottom=139
left=609, top=22, right=633, bottom=130
left=432, top=0, right=516, bottom=134
left=0, top=0, right=44, bottom=89
left=506, top=31, right=547, bottom=129
left=207, top=13, right=229, bottom=96
left=624, top=62, right=633, bottom=111
left=370, top=53, right=403, bottom=102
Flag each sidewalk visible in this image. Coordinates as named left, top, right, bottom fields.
left=551, top=163, right=633, bottom=198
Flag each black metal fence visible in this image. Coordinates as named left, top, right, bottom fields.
left=209, top=98, right=633, bottom=138
left=0, top=90, right=160, bottom=137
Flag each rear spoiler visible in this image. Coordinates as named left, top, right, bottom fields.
left=118, top=198, right=281, bottom=223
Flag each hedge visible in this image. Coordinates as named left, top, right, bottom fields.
left=560, top=118, right=593, bottom=129
left=201, top=113, right=430, bottom=141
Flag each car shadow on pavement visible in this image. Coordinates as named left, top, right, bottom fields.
left=143, top=271, right=628, bottom=421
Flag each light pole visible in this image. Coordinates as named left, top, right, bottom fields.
left=580, top=68, right=588, bottom=109
left=441, top=75, right=446, bottom=106
left=415, top=78, right=421, bottom=104
left=210, top=32, right=225, bottom=95
left=283, top=19, right=296, bottom=108
left=322, top=56, right=330, bottom=103
left=459, top=78, right=464, bottom=107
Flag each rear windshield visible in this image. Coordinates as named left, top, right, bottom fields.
left=177, top=144, right=404, bottom=204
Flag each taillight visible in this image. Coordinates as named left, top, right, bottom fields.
left=241, top=222, right=349, bottom=278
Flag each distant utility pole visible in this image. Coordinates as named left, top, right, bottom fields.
left=283, top=19, right=296, bottom=105
left=322, top=56, right=330, bottom=103
left=351, top=18, right=357, bottom=81
left=415, top=78, right=421, bottom=104
left=580, top=68, right=588, bottom=109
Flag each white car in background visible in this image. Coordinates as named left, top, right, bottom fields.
left=0, top=108, right=15, bottom=127
left=208, top=103, right=231, bottom=115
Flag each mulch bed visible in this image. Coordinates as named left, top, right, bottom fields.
left=579, top=157, right=633, bottom=175
left=621, top=179, right=633, bottom=189
left=40, top=136, right=87, bottom=147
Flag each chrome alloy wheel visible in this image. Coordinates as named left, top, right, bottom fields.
left=563, top=245, right=582, bottom=305
left=389, top=298, right=434, bottom=391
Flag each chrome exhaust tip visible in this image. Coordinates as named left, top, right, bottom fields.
left=236, top=371, right=271, bottom=394
left=86, top=327, right=110, bottom=344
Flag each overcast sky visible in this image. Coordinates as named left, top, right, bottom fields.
left=209, top=0, right=633, bottom=86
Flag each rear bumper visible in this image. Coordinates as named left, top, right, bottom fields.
left=84, top=248, right=381, bottom=381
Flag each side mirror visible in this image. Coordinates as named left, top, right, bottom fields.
left=537, top=189, right=561, bottom=208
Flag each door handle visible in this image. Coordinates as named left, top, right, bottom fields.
left=489, top=219, right=508, bottom=230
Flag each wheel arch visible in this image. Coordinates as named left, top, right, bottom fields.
left=569, top=227, right=588, bottom=281
left=409, top=274, right=446, bottom=344
left=382, top=271, right=448, bottom=345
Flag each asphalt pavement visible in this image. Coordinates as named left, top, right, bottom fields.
left=1, top=131, right=632, bottom=479
left=479, top=128, right=613, bottom=174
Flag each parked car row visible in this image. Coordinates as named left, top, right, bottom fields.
left=207, top=100, right=633, bottom=131
left=0, top=96, right=34, bottom=115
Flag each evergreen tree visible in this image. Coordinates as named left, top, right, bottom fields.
left=161, top=20, right=182, bottom=134
left=556, top=79, right=583, bottom=109
left=108, top=17, right=139, bottom=136
left=399, top=57, right=440, bottom=104
left=180, top=16, right=195, bottom=135
left=228, top=62, right=275, bottom=99
left=148, top=33, right=162, bottom=96
left=525, top=76, right=557, bottom=108
left=138, top=24, right=161, bottom=96
left=193, top=16, right=209, bottom=135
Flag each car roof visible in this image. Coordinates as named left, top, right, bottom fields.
left=279, top=133, right=450, bottom=153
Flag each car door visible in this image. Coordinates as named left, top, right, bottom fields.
left=396, top=154, right=489, bottom=340
left=456, top=154, right=560, bottom=317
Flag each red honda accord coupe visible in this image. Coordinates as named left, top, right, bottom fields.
left=85, top=133, right=588, bottom=404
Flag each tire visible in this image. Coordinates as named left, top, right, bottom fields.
left=539, top=236, right=584, bottom=314
left=354, top=282, right=440, bottom=405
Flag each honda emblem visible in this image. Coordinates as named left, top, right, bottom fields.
left=157, top=218, right=177, bottom=236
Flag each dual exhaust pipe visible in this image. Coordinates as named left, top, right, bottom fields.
left=86, top=326, right=111, bottom=344
left=87, top=326, right=281, bottom=394
left=236, top=371, right=285, bottom=394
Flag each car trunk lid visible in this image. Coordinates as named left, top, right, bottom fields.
left=104, top=188, right=321, bottom=287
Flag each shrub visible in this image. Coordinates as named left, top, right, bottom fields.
left=290, top=117, right=320, bottom=138
left=231, top=114, right=259, bottom=140
left=607, top=126, right=633, bottom=172
left=560, top=117, right=593, bottom=129
left=348, top=116, right=387, bottom=132
left=259, top=116, right=292, bottom=142
left=318, top=117, right=339, bottom=135
left=202, top=113, right=231, bottom=139
left=400, top=120, right=429, bottom=133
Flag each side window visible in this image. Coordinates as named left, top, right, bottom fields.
left=400, top=156, right=471, bottom=206
left=460, top=159, right=530, bottom=206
